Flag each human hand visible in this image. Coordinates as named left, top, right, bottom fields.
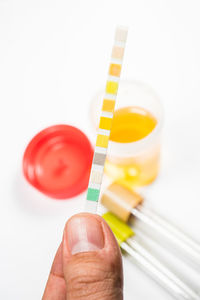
left=42, top=213, right=123, bottom=300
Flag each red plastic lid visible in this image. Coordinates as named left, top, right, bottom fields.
left=23, top=125, right=93, bottom=199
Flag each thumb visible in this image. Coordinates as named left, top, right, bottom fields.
left=62, top=213, right=123, bottom=300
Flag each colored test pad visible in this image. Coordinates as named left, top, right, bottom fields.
left=85, top=27, right=128, bottom=213
left=109, top=64, right=121, bottom=77
left=102, top=99, right=115, bottom=113
left=99, top=116, right=113, bottom=130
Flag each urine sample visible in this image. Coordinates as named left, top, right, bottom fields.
left=90, top=81, right=163, bottom=187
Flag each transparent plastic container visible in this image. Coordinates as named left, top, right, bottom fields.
left=90, top=80, right=164, bottom=187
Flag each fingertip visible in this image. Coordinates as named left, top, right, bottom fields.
left=63, top=213, right=120, bottom=256
left=62, top=213, right=123, bottom=300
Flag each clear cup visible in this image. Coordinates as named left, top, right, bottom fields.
left=90, top=80, right=164, bottom=187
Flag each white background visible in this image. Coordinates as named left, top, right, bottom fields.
left=0, top=0, right=200, bottom=299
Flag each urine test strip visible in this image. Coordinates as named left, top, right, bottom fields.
left=85, top=27, right=128, bottom=213
left=103, top=212, right=200, bottom=300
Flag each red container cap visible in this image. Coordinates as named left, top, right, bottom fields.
left=23, top=125, right=93, bottom=199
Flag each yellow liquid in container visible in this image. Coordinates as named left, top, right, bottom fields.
left=105, top=106, right=160, bottom=186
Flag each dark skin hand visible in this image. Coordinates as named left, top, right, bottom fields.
left=42, top=213, right=123, bottom=300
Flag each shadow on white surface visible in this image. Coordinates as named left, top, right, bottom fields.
left=13, top=170, right=84, bottom=217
